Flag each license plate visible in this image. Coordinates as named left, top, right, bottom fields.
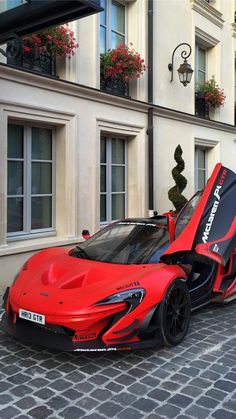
left=19, top=309, right=45, bottom=325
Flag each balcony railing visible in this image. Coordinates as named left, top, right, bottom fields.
left=195, top=92, right=209, bottom=118
left=100, top=75, right=129, bottom=97
left=6, top=40, right=57, bottom=76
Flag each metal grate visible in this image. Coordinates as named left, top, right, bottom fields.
left=6, top=39, right=57, bottom=76
left=100, top=75, right=129, bottom=97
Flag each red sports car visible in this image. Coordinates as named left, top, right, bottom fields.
left=1, top=163, right=236, bottom=352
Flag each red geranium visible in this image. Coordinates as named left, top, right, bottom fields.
left=22, top=25, right=79, bottom=58
left=199, top=76, right=226, bottom=109
left=101, top=44, right=146, bottom=80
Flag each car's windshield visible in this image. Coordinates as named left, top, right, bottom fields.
left=70, top=220, right=169, bottom=264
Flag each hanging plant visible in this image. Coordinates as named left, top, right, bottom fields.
left=22, top=25, right=79, bottom=58
left=198, top=76, right=226, bottom=109
left=100, top=43, right=146, bottom=81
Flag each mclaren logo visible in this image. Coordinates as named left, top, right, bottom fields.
left=202, top=186, right=221, bottom=244
left=201, top=169, right=227, bottom=244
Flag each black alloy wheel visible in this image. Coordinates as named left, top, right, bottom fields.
left=158, top=279, right=191, bottom=346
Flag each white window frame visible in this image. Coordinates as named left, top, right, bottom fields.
left=0, top=0, right=25, bottom=12
left=195, top=146, right=208, bottom=191
left=100, top=135, right=127, bottom=224
left=235, top=60, right=236, bottom=105
left=100, top=0, right=127, bottom=53
left=7, top=121, right=56, bottom=240
left=195, top=44, right=207, bottom=89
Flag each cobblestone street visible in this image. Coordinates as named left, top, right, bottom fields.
left=0, top=301, right=236, bottom=419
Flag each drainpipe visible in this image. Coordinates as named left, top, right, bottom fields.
left=148, top=107, right=153, bottom=212
left=148, top=0, right=154, bottom=212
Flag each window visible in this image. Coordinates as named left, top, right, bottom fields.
left=195, top=44, right=209, bottom=117
left=175, top=191, right=203, bottom=239
left=7, top=0, right=24, bottom=9
left=195, top=44, right=207, bottom=87
left=7, top=123, right=55, bottom=237
left=7, top=44, right=57, bottom=76
left=100, top=0, right=126, bottom=54
left=195, top=147, right=207, bottom=191
left=0, top=0, right=25, bottom=13
left=100, top=136, right=127, bottom=223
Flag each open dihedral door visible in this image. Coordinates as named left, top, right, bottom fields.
left=162, top=164, right=236, bottom=266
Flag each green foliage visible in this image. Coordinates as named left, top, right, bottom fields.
left=168, top=145, right=188, bottom=214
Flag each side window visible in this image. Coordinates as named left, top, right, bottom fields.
left=195, top=44, right=209, bottom=117
left=7, top=0, right=24, bottom=10
left=195, top=147, right=207, bottom=191
left=100, top=136, right=127, bottom=223
left=175, top=191, right=203, bottom=239
left=195, top=44, right=207, bottom=88
left=100, top=0, right=126, bottom=54
left=7, top=123, right=55, bottom=238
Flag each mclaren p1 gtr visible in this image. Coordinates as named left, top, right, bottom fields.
left=1, top=163, right=236, bottom=351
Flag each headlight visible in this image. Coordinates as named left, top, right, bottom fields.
left=96, top=288, right=145, bottom=313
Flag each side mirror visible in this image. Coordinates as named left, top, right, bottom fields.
left=82, top=229, right=90, bottom=240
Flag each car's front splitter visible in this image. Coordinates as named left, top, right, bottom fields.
left=0, top=312, right=159, bottom=352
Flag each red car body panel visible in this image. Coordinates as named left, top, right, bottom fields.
left=1, top=163, right=236, bottom=351
left=6, top=246, right=186, bottom=348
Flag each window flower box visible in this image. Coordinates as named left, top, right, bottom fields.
left=6, top=25, right=79, bottom=76
left=100, top=75, right=129, bottom=97
left=100, top=43, right=146, bottom=97
left=195, top=91, right=209, bottom=118
left=197, top=76, right=226, bottom=109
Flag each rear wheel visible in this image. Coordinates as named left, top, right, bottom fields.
left=158, top=279, right=191, bottom=346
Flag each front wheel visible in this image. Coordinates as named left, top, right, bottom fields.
left=158, top=279, right=191, bottom=346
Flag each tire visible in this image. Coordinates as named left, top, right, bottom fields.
left=158, top=279, right=191, bottom=347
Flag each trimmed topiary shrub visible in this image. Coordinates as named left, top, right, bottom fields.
left=168, top=145, right=188, bottom=214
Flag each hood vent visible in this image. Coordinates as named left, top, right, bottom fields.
left=60, top=273, right=86, bottom=289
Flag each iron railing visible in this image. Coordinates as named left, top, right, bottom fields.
left=100, top=75, right=129, bottom=97
left=4, top=39, right=57, bottom=76
left=195, top=92, right=209, bottom=118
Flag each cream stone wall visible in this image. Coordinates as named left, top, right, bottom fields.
left=154, top=112, right=236, bottom=213
left=0, top=67, right=150, bottom=290
left=153, top=0, right=194, bottom=113
left=154, top=0, right=236, bottom=124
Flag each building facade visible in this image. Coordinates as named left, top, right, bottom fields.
left=0, top=0, right=236, bottom=289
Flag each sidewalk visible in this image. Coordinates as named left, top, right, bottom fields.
left=0, top=301, right=236, bottom=419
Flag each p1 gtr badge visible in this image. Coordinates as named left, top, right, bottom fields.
left=213, top=243, right=219, bottom=253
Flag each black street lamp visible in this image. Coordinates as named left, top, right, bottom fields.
left=168, top=43, right=193, bottom=86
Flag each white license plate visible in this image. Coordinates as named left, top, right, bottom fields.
left=19, top=309, right=45, bottom=325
